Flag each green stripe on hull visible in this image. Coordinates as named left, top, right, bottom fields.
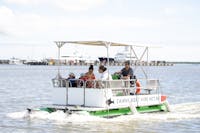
left=39, top=103, right=168, bottom=117
left=89, top=104, right=168, bottom=117
left=136, top=104, right=167, bottom=113
left=89, top=107, right=131, bottom=117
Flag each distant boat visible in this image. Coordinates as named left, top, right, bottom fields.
left=98, top=57, right=114, bottom=63
left=24, top=60, right=48, bottom=65
left=114, top=46, right=135, bottom=62
left=9, top=57, right=24, bottom=65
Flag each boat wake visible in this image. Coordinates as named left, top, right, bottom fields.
left=6, top=110, right=104, bottom=122
left=7, top=102, right=200, bottom=123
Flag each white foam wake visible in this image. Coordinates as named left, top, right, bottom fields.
left=6, top=110, right=105, bottom=123
left=6, top=102, right=200, bottom=123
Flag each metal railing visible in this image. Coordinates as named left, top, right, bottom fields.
left=52, top=78, right=161, bottom=94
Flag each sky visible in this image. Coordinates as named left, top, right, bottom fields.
left=0, top=0, right=200, bottom=61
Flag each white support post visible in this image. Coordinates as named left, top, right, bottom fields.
left=54, top=41, right=66, bottom=79
left=104, top=42, right=111, bottom=80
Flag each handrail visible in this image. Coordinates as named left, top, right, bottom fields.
left=52, top=78, right=161, bottom=95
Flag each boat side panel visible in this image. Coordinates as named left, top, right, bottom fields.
left=52, top=87, right=66, bottom=105
left=85, top=89, right=112, bottom=107
left=68, top=87, right=84, bottom=105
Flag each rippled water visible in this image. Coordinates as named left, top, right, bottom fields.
left=0, top=65, right=200, bottom=133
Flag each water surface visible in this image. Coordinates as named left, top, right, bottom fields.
left=0, top=65, right=200, bottom=133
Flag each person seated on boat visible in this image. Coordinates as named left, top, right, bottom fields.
left=98, top=65, right=112, bottom=80
left=115, top=61, right=134, bottom=87
left=115, top=61, right=134, bottom=80
left=79, top=65, right=95, bottom=88
left=96, top=65, right=112, bottom=88
left=67, top=72, right=77, bottom=87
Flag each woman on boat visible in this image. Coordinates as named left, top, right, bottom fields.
left=80, top=65, right=95, bottom=88
left=85, top=65, right=95, bottom=79
left=98, top=65, right=112, bottom=80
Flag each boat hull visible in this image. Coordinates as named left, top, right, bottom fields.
left=29, top=101, right=169, bottom=118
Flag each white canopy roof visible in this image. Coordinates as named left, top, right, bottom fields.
left=54, top=41, right=129, bottom=47
left=54, top=40, right=160, bottom=48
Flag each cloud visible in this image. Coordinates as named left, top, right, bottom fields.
left=0, top=6, right=47, bottom=40
left=54, top=0, right=106, bottom=11
left=4, top=0, right=107, bottom=11
left=0, top=4, right=161, bottom=42
left=164, top=7, right=178, bottom=15
left=4, top=0, right=47, bottom=5
left=45, top=16, right=160, bottom=30
left=0, top=30, right=8, bottom=36
left=0, top=5, right=14, bottom=16
left=163, top=5, right=195, bottom=16
left=0, top=6, right=15, bottom=37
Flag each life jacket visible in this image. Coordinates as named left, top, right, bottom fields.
left=135, top=80, right=141, bottom=94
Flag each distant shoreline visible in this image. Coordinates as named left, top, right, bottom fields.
left=1, top=62, right=200, bottom=66
left=169, top=62, right=200, bottom=64
left=1, top=58, right=200, bottom=65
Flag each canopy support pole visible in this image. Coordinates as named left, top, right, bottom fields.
left=54, top=41, right=66, bottom=79
left=104, top=42, right=111, bottom=80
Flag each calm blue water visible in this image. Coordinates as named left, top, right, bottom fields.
left=0, top=65, right=200, bottom=133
